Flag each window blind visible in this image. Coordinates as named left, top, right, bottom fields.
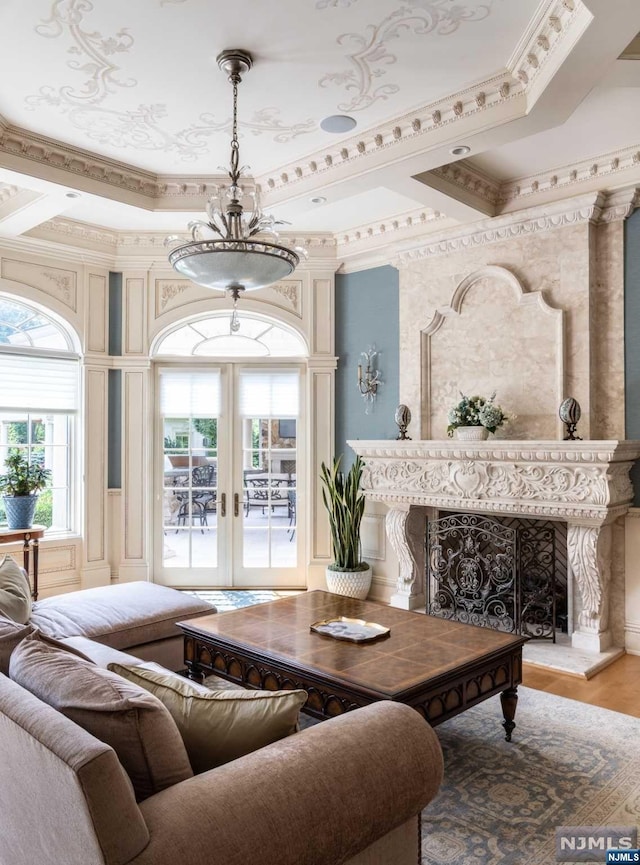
left=159, top=369, right=221, bottom=416
left=238, top=370, right=299, bottom=417
left=0, top=353, right=78, bottom=412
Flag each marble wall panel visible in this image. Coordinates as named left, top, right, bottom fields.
left=593, top=221, right=625, bottom=439
left=399, top=223, right=598, bottom=439
left=427, top=274, right=562, bottom=439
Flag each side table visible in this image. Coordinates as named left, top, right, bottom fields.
left=0, top=525, right=46, bottom=600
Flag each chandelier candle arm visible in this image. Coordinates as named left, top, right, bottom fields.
left=166, top=49, right=305, bottom=296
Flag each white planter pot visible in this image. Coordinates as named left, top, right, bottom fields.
left=455, top=426, right=489, bottom=441
left=325, top=564, right=372, bottom=600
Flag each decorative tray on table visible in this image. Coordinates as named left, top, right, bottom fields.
left=309, top=616, right=390, bottom=643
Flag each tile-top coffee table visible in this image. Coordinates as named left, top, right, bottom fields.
left=178, top=590, right=527, bottom=740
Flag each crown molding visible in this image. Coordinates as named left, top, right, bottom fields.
left=507, top=0, right=585, bottom=94
left=497, top=143, right=640, bottom=209
left=392, top=191, right=609, bottom=264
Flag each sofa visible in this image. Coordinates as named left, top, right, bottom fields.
left=0, top=576, right=444, bottom=865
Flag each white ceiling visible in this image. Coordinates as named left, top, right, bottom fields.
left=0, top=0, right=639, bottom=239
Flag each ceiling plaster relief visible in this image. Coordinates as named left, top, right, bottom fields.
left=0, top=184, right=20, bottom=204
left=0, top=0, right=589, bottom=220
left=319, top=2, right=493, bottom=113
left=25, top=0, right=313, bottom=165
left=258, top=0, right=585, bottom=200
left=157, top=280, right=190, bottom=312
left=272, top=283, right=300, bottom=313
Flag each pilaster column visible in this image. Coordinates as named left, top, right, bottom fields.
left=567, top=522, right=613, bottom=651
left=387, top=505, right=429, bottom=610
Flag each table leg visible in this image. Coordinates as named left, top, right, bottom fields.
left=500, top=686, right=518, bottom=742
left=32, top=538, right=39, bottom=602
left=185, top=661, right=205, bottom=683
left=22, top=537, right=31, bottom=598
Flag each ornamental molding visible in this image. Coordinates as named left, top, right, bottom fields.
left=0, top=183, right=20, bottom=204
left=0, top=115, right=160, bottom=198
left=28, top=216, right=118, bottom=248
left=393, top=192, right=606, bottom=263
left=506, top=0, right=584, bottom=94
left=348, top=439, right=640, bottom=525
left=157, top=281, right=190, bottom=311
left=430, top=161, right=501, bottom=207
left=567, top=523, right=611, bottom=627
left=339, top=208, right=448, bottom=249
left=257, top=71, right=523, bottom=197
left=272, top=283, right=300, bottom=312
left=498, top=145, right=640, bottom=207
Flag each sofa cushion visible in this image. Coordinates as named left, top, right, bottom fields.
left=10, top=633, right=193, bottom=801
left=109, top=661, right=308, bottom=774
left=29, top=581, right=214, bottom=649
left=0, top=556, right=32, bottom=624
left=0, top=615, right=35, bottom=675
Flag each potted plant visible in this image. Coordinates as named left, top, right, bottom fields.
left=320, top=454, right=372, bottom=600
left=447, top=392, right=509, bottom=440
left=0, top=452, right=51, bottom=530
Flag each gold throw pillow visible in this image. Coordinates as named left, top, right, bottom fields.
left=109, top=661, right=307, bottom=774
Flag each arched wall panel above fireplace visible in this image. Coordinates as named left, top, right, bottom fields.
left=421, top=265, right=565, bottom=440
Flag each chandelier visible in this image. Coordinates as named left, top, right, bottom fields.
left=166, top=50, right=304, bottom=303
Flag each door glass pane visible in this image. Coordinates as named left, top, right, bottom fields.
left=161, top=403, right=218, bottom=568
left=242, top=416, right=296, bottom=568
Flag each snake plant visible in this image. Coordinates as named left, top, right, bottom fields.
left=320, top=454, right=367, bottom=571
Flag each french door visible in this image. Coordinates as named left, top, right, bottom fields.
left=155, top=363, right=304, bottom=589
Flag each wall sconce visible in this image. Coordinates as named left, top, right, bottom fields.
left=357, top=346, right=381, bottom=413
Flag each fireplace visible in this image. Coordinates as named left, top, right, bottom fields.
left=426, top=511, right=567, bottom=640
left=348, top=439, right=640, bottom=675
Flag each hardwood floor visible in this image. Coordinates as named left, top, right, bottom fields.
left=523, top=653, right=640, bottom=718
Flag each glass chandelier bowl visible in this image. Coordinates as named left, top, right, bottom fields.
left=167, top=49, right=303, bottom=294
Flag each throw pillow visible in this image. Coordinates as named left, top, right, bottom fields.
left=9, top=633, right=193, bottom=801
left=109, top=662, right=307, bottom=774
left=0, top=615, right=35, bottom=675
left=0, top=556, right=32, bottom=624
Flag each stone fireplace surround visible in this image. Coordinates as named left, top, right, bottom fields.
left=349, top=439, right=640, bottom=677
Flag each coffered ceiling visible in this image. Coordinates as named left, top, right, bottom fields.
left=0, top=0, right=639, bottom=257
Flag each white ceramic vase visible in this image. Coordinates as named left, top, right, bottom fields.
left=455, top=425, right=489, bottom=441
left=325, top=564, right=372, bottom=600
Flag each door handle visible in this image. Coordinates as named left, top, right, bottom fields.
left=220, top=492, right=226, bottom=517
left=234, top=493, right=240, bottom=517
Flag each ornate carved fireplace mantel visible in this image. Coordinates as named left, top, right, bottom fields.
left=348, top=440, right=640, bottom=655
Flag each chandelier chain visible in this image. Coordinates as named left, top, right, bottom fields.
left=230, top=77, right=240, bottom=183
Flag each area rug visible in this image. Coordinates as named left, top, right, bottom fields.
left=418, top=687, right=640, bottom=865
left=192, top=590, right=639, bottom=863
left=185, top=589, right=285, bottom=612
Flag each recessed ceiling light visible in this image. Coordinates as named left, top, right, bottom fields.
left=450, top=145, right=471, bottom=156
left=65, top=192, right=81, bottom=199
left=310, top=196, right=327, bottom=204
left=320, top=115, right=357, bottom=134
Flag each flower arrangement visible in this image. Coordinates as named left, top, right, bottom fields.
left=447, top=392, right=508, bottom=437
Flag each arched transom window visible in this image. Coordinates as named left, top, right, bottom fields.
left=154, top=313, right=308, bottom=358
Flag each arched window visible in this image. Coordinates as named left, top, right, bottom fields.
left=153, top=312, right=308, bottom=358
left=0, top=294, right=79, bottom=533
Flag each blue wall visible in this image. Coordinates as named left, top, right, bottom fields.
left=335, top=266, right=399, bottom=469
left=625, top=210, right=640, bottom=503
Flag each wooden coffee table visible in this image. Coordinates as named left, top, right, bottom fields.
left=178, top=590, right=527, bottom=740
